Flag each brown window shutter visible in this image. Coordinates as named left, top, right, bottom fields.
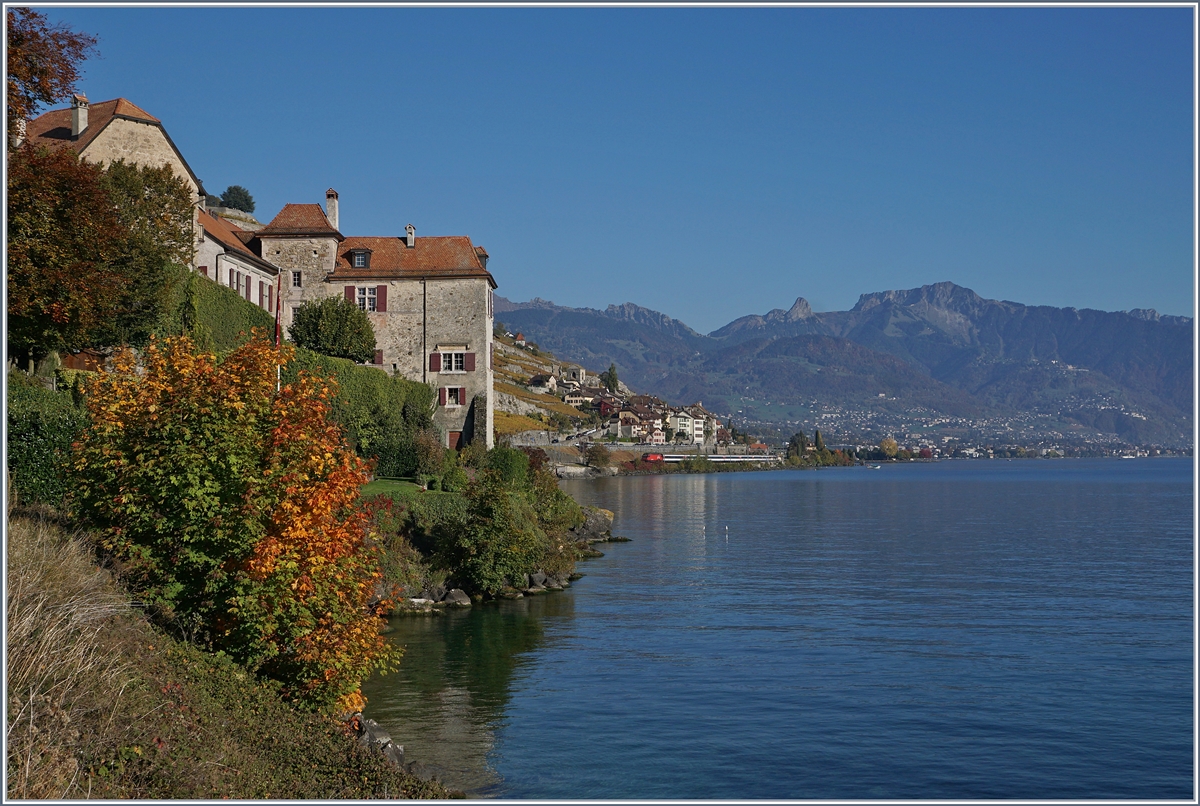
left=376, top=285, right=387, bottom=312
left=259, top=281, right=265, bottom=306
left=460, top=387, right=467, bottom=403
left=344, top=285, right=356, bottom=302
left=199, top=265, right=208, bottom=277
left=438, top=386, right=447, bottom=406
left=464, top=352, right=475, bottom=372
left=429, top=353, right=441, bottom=372
left=245, top=280, right=251, bottom=301
left=374, top=349, right=383, bottom=365
left=267, top=285, right=273, bottom=312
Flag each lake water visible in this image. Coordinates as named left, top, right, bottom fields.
left=361, top=459, right=1194, bottom=799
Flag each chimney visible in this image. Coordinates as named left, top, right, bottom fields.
left=325, top=188, right=339, bottom=230
left=70, top=93, right=88, bottom=138
left=9, top=117, right=25, bottom=149
left=405, top=223, right=415, bottom=248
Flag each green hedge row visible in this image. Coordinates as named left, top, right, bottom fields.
left=159, top=264, right=274, bottom=352
left=6, top=372, right=88, bottom=507
left=283, top=349, right=435, bottom=477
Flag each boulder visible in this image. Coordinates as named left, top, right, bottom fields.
left=570, top=507, right=615, bottom=543
left=530, top=572, right=548, bottom=588
left=525, top=585, right=547, bottom=595
left=420, top=585, right=447, bottom=603
left=351, top=715, right=405, bottom=769
left=442, top=588, right=472, bottom=607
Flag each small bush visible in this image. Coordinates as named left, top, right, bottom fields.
left=442, top=464, right=470, bottom=493
left=6, top=371, right=88, bottom=507
left=485, top=444, right=529, bottom=486
left=288, top=296, right=376, bottom=365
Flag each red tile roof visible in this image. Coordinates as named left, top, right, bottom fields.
left=199, top=210, right=278, bottom=275
left=329, top=236, right=496, bottom=287
left=23, top=97, right=201, bottom=190
left=257, top=204, right=341, bottom=238
left=25, top=97, right=160, bottom=153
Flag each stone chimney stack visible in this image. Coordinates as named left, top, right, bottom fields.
left=325, top=188, right=339, bottom=231
left=405, top=223, right=415, bottom=248
left=70, top=93, right=88, bottom=138
left=10, top=117, right=26, bottom=149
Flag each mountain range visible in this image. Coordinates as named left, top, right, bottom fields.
left=494, top=282, right=1193, bottom=447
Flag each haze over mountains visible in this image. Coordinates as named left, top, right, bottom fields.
left=495, top=282, right=1193, bottom=448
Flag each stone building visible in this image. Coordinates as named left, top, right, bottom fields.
left=23, top=94, right=206, bottom=264
left=242, top=191, right=497, bottom=449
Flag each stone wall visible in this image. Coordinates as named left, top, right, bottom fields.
left=266, top=236, right=340, bottom=326
left=83, top=118, right=199, bottom=195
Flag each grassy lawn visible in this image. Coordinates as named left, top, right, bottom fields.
left=361, top=478, right=423, bottom=498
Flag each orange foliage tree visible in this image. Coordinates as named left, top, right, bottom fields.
left=73, top=333, right=396, bottom=711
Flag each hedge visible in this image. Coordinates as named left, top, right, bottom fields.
left=6, top=372, right=88, bottom=507
left=158, top=264, right=274, bottom=352
left=283, top=349, right=435, bottom=476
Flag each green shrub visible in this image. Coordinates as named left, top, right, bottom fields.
left=441, top=464, right=469, bottom=493
left=401, top=491, right=470, bottom=556
left=6, top=371, right=88, bottom=507
left=432, top=470, right=547, bottom=596
left=363, top=495, right=445, bottom=600
left=485, top=444, right=529, bottom=486
left=288, top=296, right=376, bottom=364
left=283, top=349, right=434, bottom=474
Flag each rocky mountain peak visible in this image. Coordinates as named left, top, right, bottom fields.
left=852, top=282, right=987, bottom=315
left=603, top=302, right=703, bottom=338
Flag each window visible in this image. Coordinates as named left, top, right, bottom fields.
left=357, top=286, right=377, bottom=312
left=440, top=352, right=465, bottom=373
left=437, top=386, right=466, bottom=407
left=292, top=271, right=302, bottom=288
left=353, top=252, right=366, bottom=268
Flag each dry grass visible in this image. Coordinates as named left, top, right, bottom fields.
left=5, top=512, right=452, bottom=799
left=6, top=512, right=132, bottom=799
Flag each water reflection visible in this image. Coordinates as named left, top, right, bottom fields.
left=360, top=592, right=575, bottom=794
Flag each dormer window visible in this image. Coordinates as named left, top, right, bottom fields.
left=348, top=249, right=371, bottom=269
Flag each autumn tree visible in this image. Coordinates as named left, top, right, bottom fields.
left=7, top=150, right=194, bottom=364
left=6, top=8, right=96, bottom=146
left=879, top=436, right=899, bottom=459
left=288, top=296, right=377, bottom=364
left=7, top=146, right=126, bottom=364
left=73, top=334, right=396, bottom=711
left=584, top=442, right=610, bottom=467
left=220, top=184, right=255, bottom=213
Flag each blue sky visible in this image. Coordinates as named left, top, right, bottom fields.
left=45, top=6, right=1195, bottom=333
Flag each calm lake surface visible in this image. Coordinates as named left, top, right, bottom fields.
left=361, top=459, right=1194, bottom=799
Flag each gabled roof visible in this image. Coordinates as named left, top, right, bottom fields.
left=257, top=204, right=342, bottom=239
left=199, top=210, right=279, bottom=275
left=24, top=97, right=203, bottom=191
left=329, top=236, right=496, bottom=288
